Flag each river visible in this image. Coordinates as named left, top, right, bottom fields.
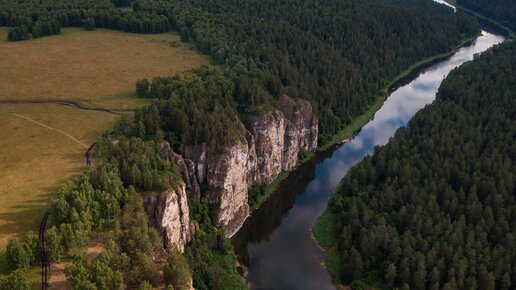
left=232, top=18, right=504, bottom=290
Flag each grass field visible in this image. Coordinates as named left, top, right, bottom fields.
left=0, top=104, right=119, bottom=248
left=0, top=27, right=208, bottom=278
left=0, top=28, right=209, bottom=109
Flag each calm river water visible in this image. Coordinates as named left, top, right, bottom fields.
left=232, top=29, right=505, bottom=290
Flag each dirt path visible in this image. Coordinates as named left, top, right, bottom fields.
left=0, top=99, right=135, bottom=115
left=11, top=113, right=89, bottom=149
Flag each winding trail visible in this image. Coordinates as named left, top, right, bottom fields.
left=10, top=113, right=89, bottom=149
left=0, top=99, right=136, bottom=115
left=39, top=213, right=49, bottom=290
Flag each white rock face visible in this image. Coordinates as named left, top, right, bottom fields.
left=159, top=95, right=318, bottom=237
left=143, top=183, right=191, bottom=252
left=206, top=142, right=252, bottom=236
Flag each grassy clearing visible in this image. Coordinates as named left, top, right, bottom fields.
left=0, top=28, right=209, bottom=109
left=0, top=27, right=8, bottom=43
left=0, top=104, right=118, bottom=251
left=313, top=211, right=342, bottom=284
left=0, top=27, right=208, bottom=266
left=317, top=33, right=480, bottom=152
left=249, top=171, right=290, bottom=211
left=312, top=211, right=337, bottom=249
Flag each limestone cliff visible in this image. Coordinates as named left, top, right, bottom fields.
left=143, top=183, right=191, bottom=252
left=159, top=95, right=318, bottom=237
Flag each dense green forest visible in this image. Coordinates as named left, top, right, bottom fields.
left=458, top=0, right=516, bottom=32
left=133, top=0, right=479, bottom=146
left=321, top=41, right=516, bottom=289
left=2, top=137, right=245, bottom=289
left=0, top=0, right=491, bottom=288
left=1, top=0, right=479, bottom=146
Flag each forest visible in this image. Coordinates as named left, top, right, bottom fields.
left=457, top=0, right=516, bottom=32
left=0, top=0, right=491, bottom=288
left=1, top=0, right=479, bottom=147
left=323, top=41, right=516, bottom=289
left=2, top=136, right=245, bottom=289
left=132, top=0, right=480, bottom=146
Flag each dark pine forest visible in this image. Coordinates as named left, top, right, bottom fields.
left=1, top=0, right=479, bottom=147
left=325, top=41, right=516, bottom=289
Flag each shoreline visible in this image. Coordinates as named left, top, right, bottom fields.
left=316, top=31, right=480, bottom=153
left=453, top=4, right=514, bottom=38
left=241, top=31, right=481, bottom=216
left=312, top=29, right=505, bottom=290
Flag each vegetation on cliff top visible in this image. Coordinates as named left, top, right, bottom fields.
left=316, top=41, right=516, bottom=289
left=128, top=0, right=479, bottom=146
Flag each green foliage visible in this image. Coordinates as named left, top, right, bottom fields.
left=5, top=238, right=30, bottom=270
left=135, top=254, right=158, bottom=287
left=46, top=226, right=61, bottom=262
left=135, top=79, right=150, bottom=98
left=5, top=233, right=40, bottom=270
left=96, top=136, right=177, bottom=191
left=7, top=26, right=29, bottom=41
left=0, top=0, right=170, bottom=36
left=163, top=0, right=478, bottom=145
left=82, top=17, right=95, bottom=31
left=1, top=0, right=479, bottom=146
left=118, top=0, right=480, bottom=149
left=185, top=199, right=246, bottom=290
left=138, top=281, right=155, bottom=290
left=7, top=17, right=60, bottom=41
left=325, top=42, right=516, bottom=288
left=31, top=18, right=60, bottom=38
left=458, top=0, right=516, bottom=32
left=133, top=68, right=243, bottom=153
left=65, top=251, right=123, bottom=290
left=164, top=248, right=192, bottom=290
left=90, top=251, right=123, bottom=290
left=0, top=270, right=30, bottom=290
left=248, top=171, right=289, bottom=210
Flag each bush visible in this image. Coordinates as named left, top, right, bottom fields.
left=6, top=238, right=29, bottom=270
left=0, top=270, right=30, bottom=290
left=164, top=248, right=191, bottom=290
left=136, top=254, right=158, bottom=286
left=135, top=79, right=150, bottom=98
left=82, top=17, right=96, bottom=31
left=7, top=26, right=29, bottom=42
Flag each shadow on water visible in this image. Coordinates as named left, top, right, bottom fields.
left=233, top=152, right=326, bottom=264
left=231, top=29, right=505, bottom=290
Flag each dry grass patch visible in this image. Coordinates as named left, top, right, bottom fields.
left=0, top=28, right=209, bottom=109
left=0, top=27, right=208, bottom=279
left=0, top=27, right=8, bottom=43
left=0, top=103, right=118, bottom=249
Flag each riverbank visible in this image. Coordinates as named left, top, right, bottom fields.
left=312, top=30, right=505, bottom=290
left=453, top=4, right=514, bottom=38
left=317, top=32, right=480, bottom=152
left=244, top=31, right=481, bottom=214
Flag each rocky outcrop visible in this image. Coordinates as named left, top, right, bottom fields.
left=159, top=142, right=201, bottom=199
left=143, top=183, right=191, bottom=252
left=159, top=95, right=318, bottom=237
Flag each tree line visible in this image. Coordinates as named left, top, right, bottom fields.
left=324, top=41, right=516, bottom=289
left=2, top=133, right=246, bottom=289
left=0, top=0, right=170, bottom=41
left=1, top=0, right=479, bottom=148
left=137, top=0, right=479, bottom=145
left=458, top=0, right=516, bottom=32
